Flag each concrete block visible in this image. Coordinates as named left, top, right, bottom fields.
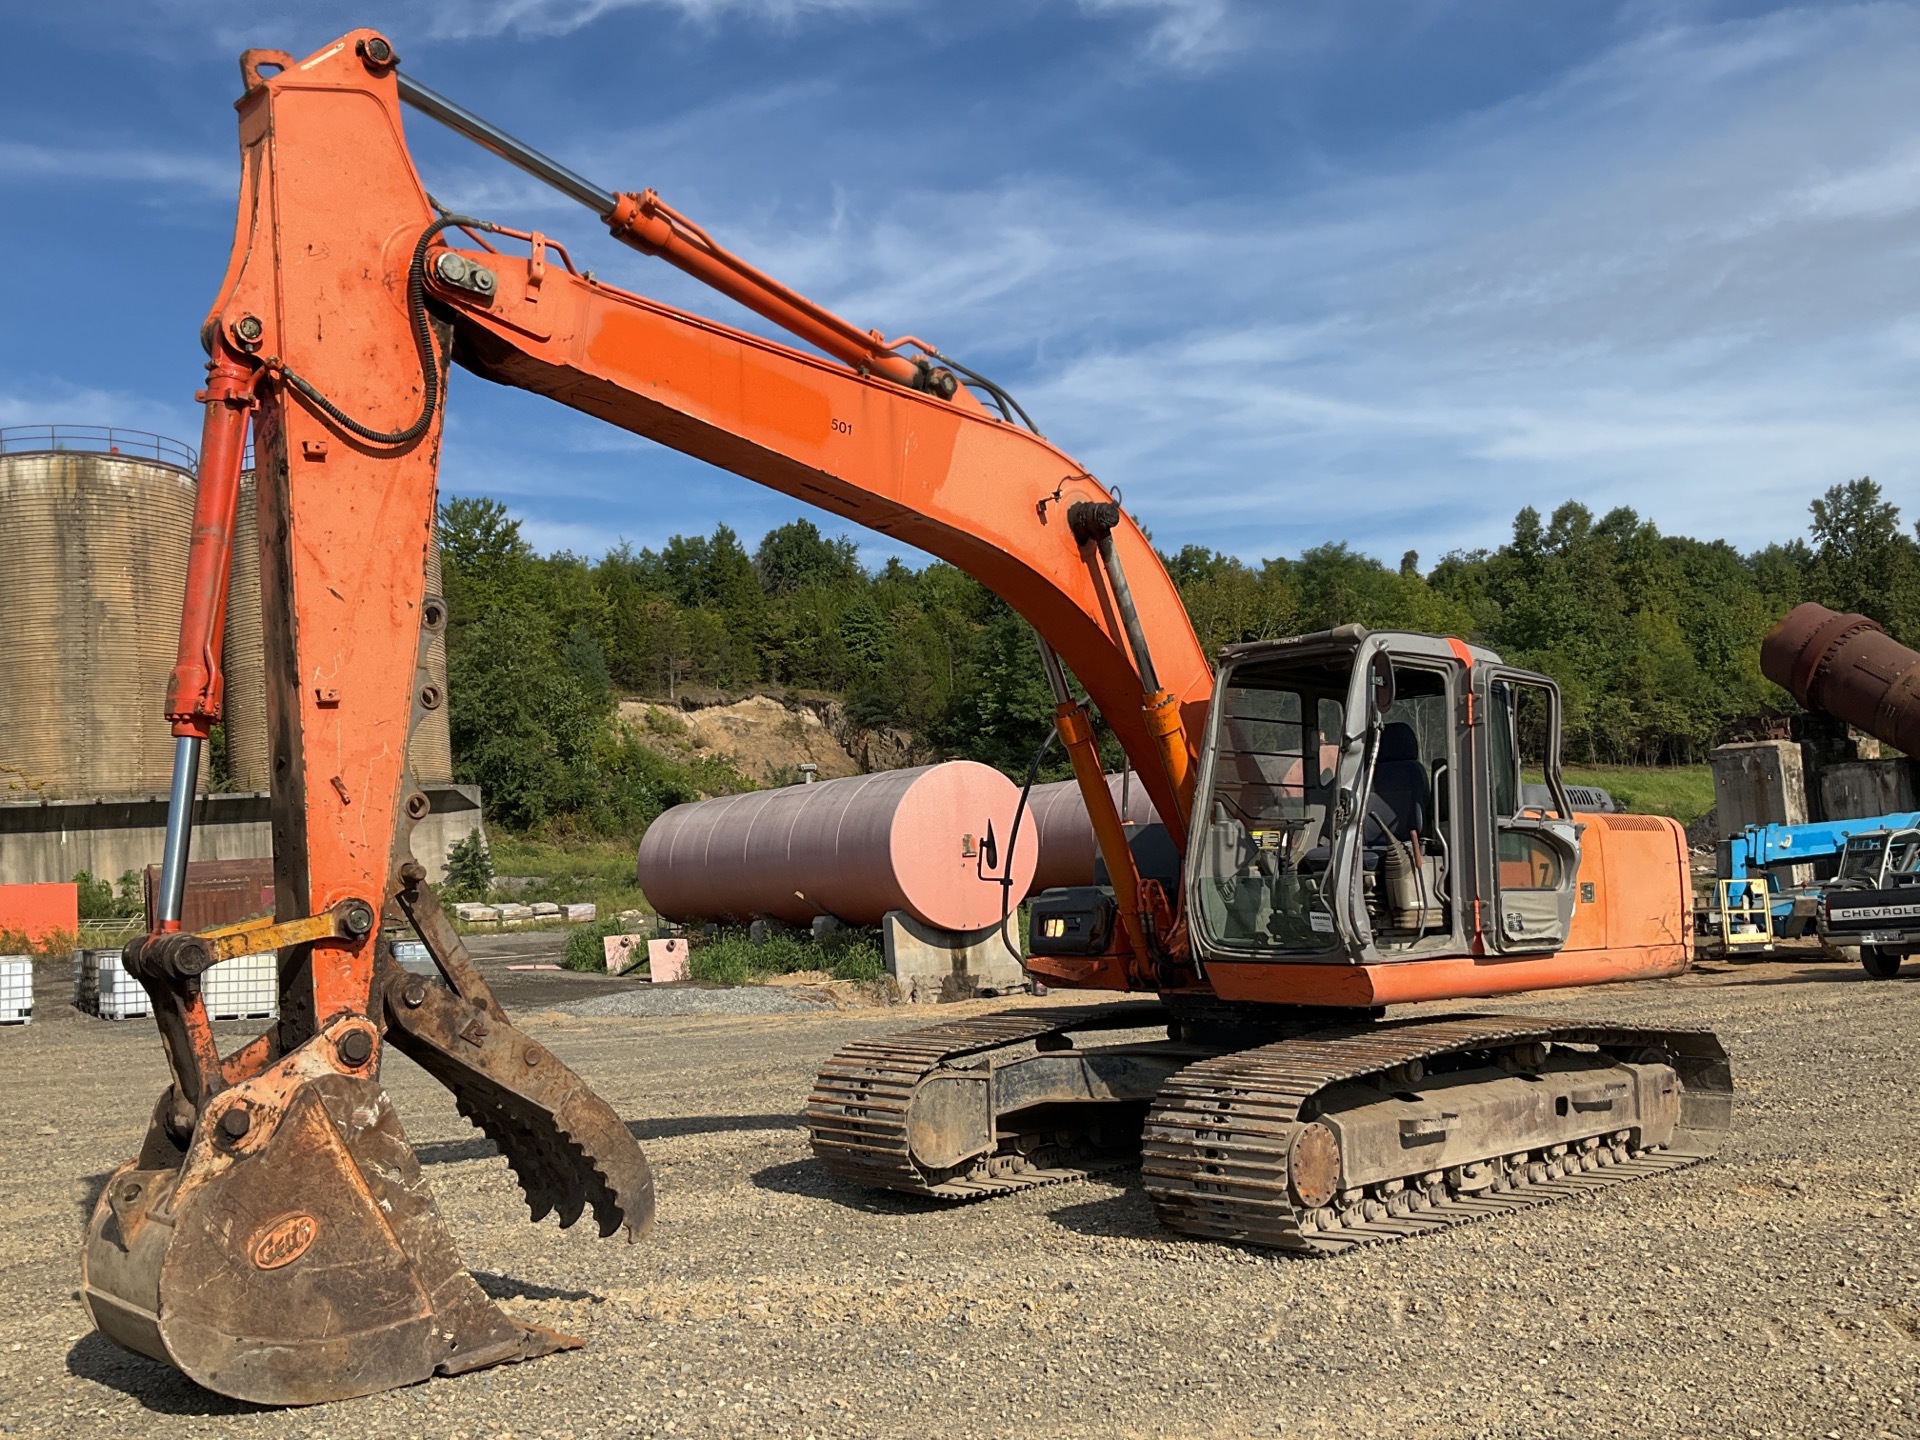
left=529, top=901, right=562, bottom=918
left=452, top=902, right=498, bottom=924
left=496, top=903, right=534, bottom=925
left=648, top=938, right=689, bottom=983
left=1711, top=740, right=1808, bottom=836
left=1820, top=759, right=1917, bottom=821
left=603, top=934, right=644, bottom=973
left=563, top=902, right=597, bottom=923
left=882, top=910, right=1027, bottom=1005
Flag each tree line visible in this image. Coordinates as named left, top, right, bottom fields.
left=440, top=477, right=1920, bottom=836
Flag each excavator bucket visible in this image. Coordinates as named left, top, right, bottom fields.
left=82, top=889, right=654, bottom=1406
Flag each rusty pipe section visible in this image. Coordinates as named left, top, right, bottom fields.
left=1761, top=602, right=1920, bottom=756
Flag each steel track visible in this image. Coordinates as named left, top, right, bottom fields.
left=805, top=1002, right=1169, bottom=1198
left=1142, top=1015, right=1732, bottom=1254
left=807, top=1006, right=1732, bottom=1251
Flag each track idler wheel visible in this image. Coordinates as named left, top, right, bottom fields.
left=81, top=1016, right=573, bottom=1405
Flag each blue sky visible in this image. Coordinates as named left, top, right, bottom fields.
left=4, top=1, right=1918, bottom=569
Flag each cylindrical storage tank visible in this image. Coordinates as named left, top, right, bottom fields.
left=1761, top=602, right=1920, bottom=756
left=637, top=761, right=1037, bottom=931
left=409, top=522, right=454, bottom=785
left=221, top=469, right=270, bottom=792
left=0, top=437, right=201, bottom=799
left=1025, top=773, right=1162, bottom=892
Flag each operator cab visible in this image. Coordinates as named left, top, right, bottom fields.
left=1187, top=626, right=1581, bottom=967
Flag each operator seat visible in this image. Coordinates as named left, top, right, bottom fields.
left=1297, top=723, right=1429, bottom=875
left=1367, top=721, right=1428, bottom=843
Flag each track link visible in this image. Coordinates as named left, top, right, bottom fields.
left=1143, top=1014, right=1732, bottom=1254
left=806, top=1002, right=1169, bottom=1199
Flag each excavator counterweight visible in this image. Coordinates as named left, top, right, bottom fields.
left=90, top=31, right=1730, bottom=1404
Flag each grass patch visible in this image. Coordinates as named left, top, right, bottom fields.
left=561, top=917, right=648, bottom=973
left=687, top=927, right=884, bottom=985
left=1562, top=764, right=1715, bottom=825
left=483, top=833, right=651, bottom=918
left=558, top=917, right=885, bottom=982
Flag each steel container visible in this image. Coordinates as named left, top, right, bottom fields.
left=1761, top=602, right=1920, bottom=756
left=1025, top=773, right=1161, bottom=892
left=636, top=761, right=1036, bottom=931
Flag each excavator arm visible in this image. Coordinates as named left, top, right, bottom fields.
left=183, top=34, right=1211, bottom=982
left=84, top=30, right=1213, bottom=1405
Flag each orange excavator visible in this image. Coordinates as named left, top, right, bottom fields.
left=84, top=31, right=1731, bottom=1405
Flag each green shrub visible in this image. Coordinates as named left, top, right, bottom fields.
left=681, top=925, right=884, bottom=985
left=73, top=870, right=142, bottom=920
left=687, top=934, right=757, bottom=985
left=825, top=938, right=884, bottom=982
left=442, top=829, right=495, bottom=901
left=562, top=917, right=661, bottom=974
left=0, top=926, right=75, bottom=960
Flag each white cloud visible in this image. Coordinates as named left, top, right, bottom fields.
left=27, top=1, right=1920, bottom=570
left=712, top=3, right=1920, bottom=561
left=515, top=514, right=635, bottom=553
left=1077, top=0, right=1239, bottom=68
left=0, top=387, right=199, bottom=443
left=412, top=0, right=892, bottom=41
left=0, top=140, right=229, bottom=193
left=395, top=3, right=1920, bottom=563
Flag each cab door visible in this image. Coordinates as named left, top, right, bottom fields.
left=1481, top=670, right=1580, bottom=952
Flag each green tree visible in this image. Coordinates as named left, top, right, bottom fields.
left=1807, top=477, right=1920, bottom=640
left=442, top=829, right=494, bottom=899
left=755, top=519, right=862, bottom=597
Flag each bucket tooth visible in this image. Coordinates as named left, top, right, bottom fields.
left=376, top=953, right=655, bottom=1242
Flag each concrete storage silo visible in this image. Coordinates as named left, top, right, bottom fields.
left=0, top=429, right=201, bottom=800
left=220, top=469, right=270, bottom=792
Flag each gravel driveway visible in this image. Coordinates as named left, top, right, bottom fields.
left=0, top=955, right=1914, bottom=1439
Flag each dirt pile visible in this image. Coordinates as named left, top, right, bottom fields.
left=795, top=695, right=935, bottom=774
left=617, top=695, right=866, bottom=786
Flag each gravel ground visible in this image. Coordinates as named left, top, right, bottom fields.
left=0, top=955, right=1915, bottom=1440
left=563, top=986, right=828, bottom=1018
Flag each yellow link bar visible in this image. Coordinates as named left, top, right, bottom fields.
left=196, top=910, right=346, bottom=963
